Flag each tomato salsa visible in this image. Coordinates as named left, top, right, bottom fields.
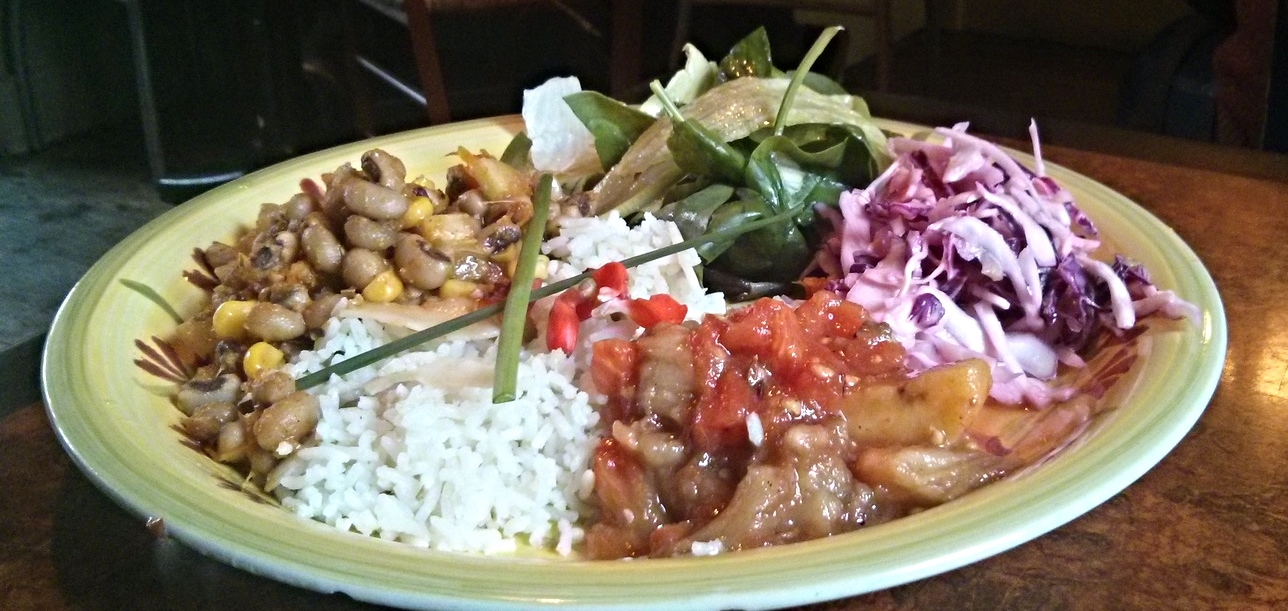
left=585, top=291, right=913, bottom=558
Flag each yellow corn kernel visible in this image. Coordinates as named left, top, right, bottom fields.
left=502, top=252, right=549, bottom=279
left=492, top=242, right=519, bottom=265
left=213, top=300, right=254, bottom=339
left=362, top=269, right=404, bottom=303
left=493, top=243, right=519, bottom=277
left=401, top=196, right=435, bottom=230
left=243, top=342, right=284, bottom=380
left=438, top=278, right=479, bottom=299
left=533, top=255, right=549, bottom=281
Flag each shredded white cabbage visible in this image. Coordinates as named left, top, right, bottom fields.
left=521, top=76, right=601, bottom=176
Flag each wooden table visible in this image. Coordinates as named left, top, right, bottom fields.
left=4, top=137, right=1287, bottom=611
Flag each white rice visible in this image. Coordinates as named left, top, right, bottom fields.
left=269, top=213, right=719, bottom=555
left=543, top=211, right=726, bottom=319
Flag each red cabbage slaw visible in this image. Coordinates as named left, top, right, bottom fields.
left=818, top=122, right=1200, bottom=406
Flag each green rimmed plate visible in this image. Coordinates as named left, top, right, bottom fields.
left=42, top=116, right=1226, bottom=610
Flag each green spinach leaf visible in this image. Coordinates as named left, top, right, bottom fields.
left=718, top=27, right=774, bottom=80
left=563, top=91, right=656, bottom=170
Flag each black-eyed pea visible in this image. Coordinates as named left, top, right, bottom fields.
left=249, top=369, right=296, bottom=406
left=253, top=391, right=320, bottom=454
left=215, top=418, right=250, bottom=464
left=341, top=248, right=389, bottom=290
left=393, top=234, right=450, bottom=290
left=175, top=373, right=241, bottom=416
left=344, top=214, right=398, bottom=251
left=282, top=193, right=317, bottom=221
left=361, top=149, right=407, bottom=190
left=181, top=401, right=238, bottom=442
left=245, top=302, right=306, bottom=342
left=343, top=179, right=409, bottom=220
left=248, top=444, right=279, bottom=477
left=301, top=223, right=344, bottom=274
left=302, top=293, right=343, bottom=330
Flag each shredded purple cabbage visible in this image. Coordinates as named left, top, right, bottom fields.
left=824, top=121, right=1199, bottom=406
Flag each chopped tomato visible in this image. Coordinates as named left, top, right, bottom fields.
left=546, top=262, right=686, bottom=352
left=588, top=437, right=648, bottom=527
left=794, top=290, right=868, bottom=339
left=691, top=367, right=756, bottom=452
left=797, top=276, right=831, bottom=297
left=591, top=338, right=639, bottom=392
left=688, top=316, right=730, bottom=394
left=765, top=304, right=812, bottom=378
left=583, top=291, right=917, bottom=558
left=586, top=437, right=661, bottom=559
left=719, top=299, right=779, bottom=357
left=590, top=339, right=639, bottom=422
left=624, top=292, right=909, bottom=451
left=832, top=323, right=907, bottom=376
left=722, top=299, right=813, bottom=380
left=647, top=521, right=696, bottom=556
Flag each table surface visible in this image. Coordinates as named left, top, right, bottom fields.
left=5, top=135, right=1288, bottom=611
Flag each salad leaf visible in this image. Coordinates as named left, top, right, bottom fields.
left=510, top=26, right=887, bottom=292
left=563, top=91, right=657, bottom=170
left=702, top=267, right=805, bottom=302
left=650, top=26, right=857, bottom=285
left=719, top=27, right=776, bottom=80
left=639, top=44, right=720, bottom=117
left=706, top=192, right=813, bottom=280
left=751, top=123, right=881, bottom=186
left=770, top=26, right=842, bottom=135
left=657, top=183, right=736, bottom=245
left=652, top=80, right=748, bottom=185
left=587, top=77, right=889, bottom=215
left=788, top=70, right=848, bottom=95
left=500, top=131, right=533, bottom=169
left=743, top=135, right=793, bottom=213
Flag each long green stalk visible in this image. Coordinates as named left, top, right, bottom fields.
left=492, top=174, right=552, bottom=403
left=294, top=200, right=811, bottom=391
left=773, top=25, right=843, bottom=136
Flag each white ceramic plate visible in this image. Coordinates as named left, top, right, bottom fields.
left=43, top=116, right=1226, bottom=610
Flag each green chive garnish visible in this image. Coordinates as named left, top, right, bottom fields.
left=773, top=25, right=843, bottom=136
left=294, top=200, right=811, bottom=391
left=492, top=173, right=553, bottom=403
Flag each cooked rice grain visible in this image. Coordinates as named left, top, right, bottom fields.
left=273, top=333, right=597, bottom=554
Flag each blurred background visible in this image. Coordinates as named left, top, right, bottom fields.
left=0, top=0, right=1284, bottom=406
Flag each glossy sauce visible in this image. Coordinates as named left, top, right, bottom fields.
left=585, top=291, right=914, bottom=558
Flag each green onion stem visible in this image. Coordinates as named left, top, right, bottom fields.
left=649, top=79, right=684, bottom=122
left=492, top=174, right=553, bottom=403
left=773, top=25, right=843, bottom=136
left=295, top=200, right=811, bottom=391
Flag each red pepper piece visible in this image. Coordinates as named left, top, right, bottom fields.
left=574, top=285, right=600, bottom=320
left=546, top=290, right=583, bottom=353
left=592, top=262, right=629, bottom=297
left=625, top=294, right=688, bottom=329
left=574, top=263, right=630, bottom=319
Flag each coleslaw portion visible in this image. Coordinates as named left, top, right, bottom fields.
left=822, top=121, right=1199, bottom=406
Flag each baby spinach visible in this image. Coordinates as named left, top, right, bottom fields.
left=718, top=27, right=777, bottom=80
left=562, top=91, right=655, bottom=170
left=650, top=26, right=880, bottom=287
